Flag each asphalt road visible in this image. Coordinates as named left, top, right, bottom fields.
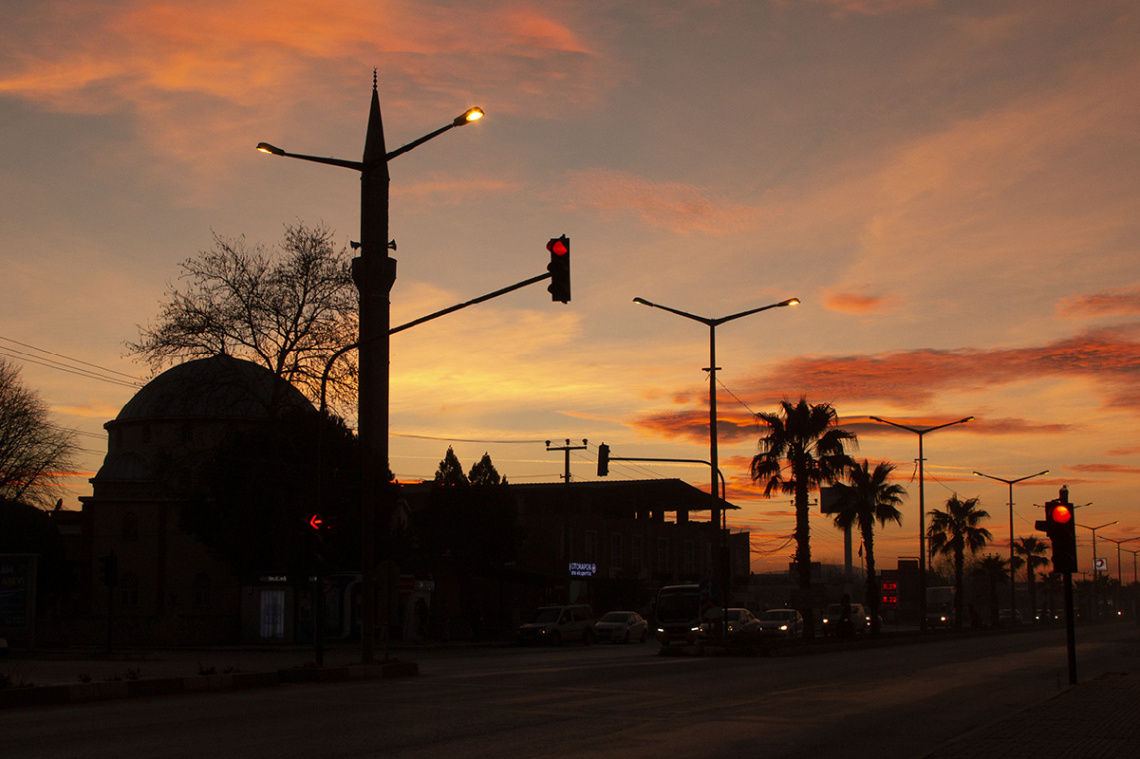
left=3, top=624, right=1138, bottom=759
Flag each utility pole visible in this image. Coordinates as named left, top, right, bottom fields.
left=547, top=439, right=587, bottom=483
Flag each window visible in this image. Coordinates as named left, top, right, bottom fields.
left=193, top=573, right=211, bottom=609
left=585, top=531, right=598, bottom=561
left=260, top=590, right=286, bottom=640
left=121, top=511, right=139, bottom=541
left=119, top=572, right=139, bottom=608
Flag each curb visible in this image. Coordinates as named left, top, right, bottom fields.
left=0, top=660, right=417, bottom=710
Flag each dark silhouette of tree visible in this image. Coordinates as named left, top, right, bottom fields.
left=434, top=446, right=469, bottom=487
left=468, top=452, right=503, bottom=486
left=128, top=222, right=358, bottom=414
left=181, top=410, right=360, bottom=575
left=830, top=459, right=905, bottom=635
left=928, top=495, right=992, bottom=630
left=0, top=358, right=78, bottom=508
left=976, top=554, right=1009, bottom=626
left=1014, top=536, right=1050, bottom=623
left=752, top=397, right=857, bottom=636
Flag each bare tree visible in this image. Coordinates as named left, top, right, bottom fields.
left=128, top=222, right=358, bottom=411
left=0, top=358, right=78, bottom=508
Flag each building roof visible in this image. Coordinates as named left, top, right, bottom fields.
left=114, top=355, right=314, bottom=424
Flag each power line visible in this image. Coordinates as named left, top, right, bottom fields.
left=0, top=336, right=144, bottom=390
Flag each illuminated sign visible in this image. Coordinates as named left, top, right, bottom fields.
left=881, top=580, right=898, bottom=606
left=569, top=562, right=596, bottom=577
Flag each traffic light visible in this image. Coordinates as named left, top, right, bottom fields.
left=597, top=443, right=610, bottom=477
left=547, top=235, right=570, bottom=303
left=1036, top=496, right=1078, bottom=573
left=99, top=552, right=118, bottom=588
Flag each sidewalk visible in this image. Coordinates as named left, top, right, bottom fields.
left=0, top=644, right=418, bottom=708
left=922, top=671, right=1140, bottom=758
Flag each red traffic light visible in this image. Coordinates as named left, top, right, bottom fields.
left=1051, top=504, right=1073, bottom=524
left=546, top=235, right=570, bottom=303
left=309, top=514, right=324, bottom=530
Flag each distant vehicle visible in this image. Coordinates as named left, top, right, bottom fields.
left=926, top=586, right=955, bottom=628
left=594, top=611, right=648, bottom=643
left=654, top=584, right=704, bottom=645
left=821, top=602, right=871, bottom=637
left=998, top=609, right=1023, bottom=625
left=700, top=607, right=762, bottom=644
left=516, top=604, right=596, bottom=646
left=757, top=608, right=804, bottom=640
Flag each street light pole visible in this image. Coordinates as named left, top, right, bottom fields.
left=870, top=415, right=973, bottom=631
left=1101, top=536, right=1140, bottom=585
left=1078, top=520, right=1117, bottom=621
left=257, top=75, right=482, bottom=663
left=633, top=296, right=798, bottom=606
left=973, top=469, right=1049, bottom=621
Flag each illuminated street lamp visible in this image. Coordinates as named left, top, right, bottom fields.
left=870, top=415, right=973, bottom=631
left=973, top=469, right=1049, bottom=621
left=1078, top=520, right=1117, bottom=576
left=632, top=296, right=798, bottom=607
left=258, top=76, right=483, bottom=664
left=632, top=297, right=799, bottom=527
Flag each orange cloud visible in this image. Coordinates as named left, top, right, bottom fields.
left=821, top=291, right=896, bottom=315
left=1058, top=287, right=1140, bottom=318
left=1066, top=463, right=1140, bottom=476
left=563, top=169, right=767, bottom=234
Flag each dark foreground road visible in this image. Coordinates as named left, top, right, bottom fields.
left=3, top=623, right=1137, bottom=758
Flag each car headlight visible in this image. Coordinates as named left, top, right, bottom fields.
left=778, top=624, right=788, bottom=631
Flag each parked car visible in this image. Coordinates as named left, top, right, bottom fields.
left=593, top=611, right=648, bottom=643
left=821, top=602, right=871, bottom=637
left=516, top=604, right=596, bottom=646
left=699, top=607, right=762, bottom=643
left=757, top=608, right=804, bottom=640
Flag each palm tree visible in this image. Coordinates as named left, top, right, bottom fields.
left=752, top=397, right=857, bottom=636
left=976, top=554, right=1009, bottom=626
left=927, top=495, right=992, bottom=630
left=830, top=460, right=906, bottom=635
left=1014, top=536, right=1050, bottom=623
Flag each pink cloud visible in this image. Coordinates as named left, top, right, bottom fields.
left=1059, top=287, right=1140, bottom=318
left=628, top=325, right=1140, bottom=442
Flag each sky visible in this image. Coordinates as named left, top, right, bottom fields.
left=3, top=0, right=1139, bottom=576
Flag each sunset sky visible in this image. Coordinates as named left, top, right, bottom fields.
left=3, top=0, right=1138, bottom=575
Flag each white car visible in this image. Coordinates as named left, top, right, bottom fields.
left=700, top=607, right=763, bottom=643
left=821, top=603, right=871, bottom=637
left=593, top=611, right=648, bottom=643
left=757, top=608, right=804, bottom=640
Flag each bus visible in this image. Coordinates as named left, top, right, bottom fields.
left=654, top=584, right=704, bottom=645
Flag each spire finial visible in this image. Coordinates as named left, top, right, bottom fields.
left=373, top=68, right=377, bottom=91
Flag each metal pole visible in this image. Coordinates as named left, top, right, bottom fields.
left=1064, top=570, right=1077, bottom=684
left=1008, top=481, right=1015, bottom=621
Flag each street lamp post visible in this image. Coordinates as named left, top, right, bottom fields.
left=973, top=469, right=1049, bottom=622
left=1078, top=520, right=1117, bottom=621
left=633, top=297, right=799, bottom=523
left=1101, top=536, right=1140, bottom=585
left=870, top=415, right=973, bottom=631
left=258, top=76, right=482, bottom=663
left=632, top=296, right=798, bottom=604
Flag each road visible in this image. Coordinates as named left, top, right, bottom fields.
left=3, top=624, right=1138, bottom=758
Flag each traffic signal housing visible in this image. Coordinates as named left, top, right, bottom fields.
left=1036, top=497, right=1077, bottom=574
left=547, top=235, right=570, bottom=303
left=597, top=443, right=610, bottom=477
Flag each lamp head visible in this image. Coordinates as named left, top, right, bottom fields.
left=256, top=142, right=285, bottom=156
left=781, top=298, right=800, bottom=307
left=454, top=107, right=484, bottom=126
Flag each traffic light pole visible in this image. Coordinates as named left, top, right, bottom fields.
left=1063, top=570, right=1077, bottom=685
left=389, top=272, right=552, bottom=335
